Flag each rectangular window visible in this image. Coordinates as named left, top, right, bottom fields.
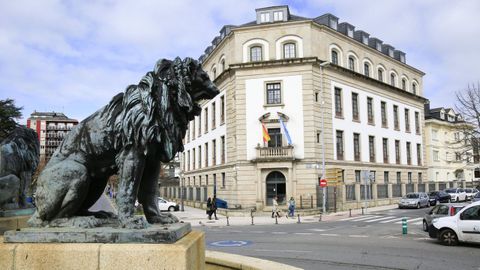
left=433, top=150, right=439, bottom=161
left=352, top=92, right=359, bottom=121
left=381, top=101, right=387, bottom=127
left=405, top=108, right=410, bottom=132
left=355, top=170, right=361, bottom=183
left=273, top=11, right=283, bottom=21
left=416, top=143, right=421, bottom=165
left=260, top=12, right=270, bottom=23
left=315, top=92, right=319, bottom=102
left=192, top=148, right=196, bottom=170
left=378, top=69, right=383, bottom=82
left=384, top=171, right=389, bottom=183
left=221, top=136, right=225, bottom=164
left=198, top=146, right=201, bottom=168
left=203, top=143, right=209, bottom=167
left=415, top=112, right=420, bottom=134
left=212, top=139, right=216, bottom=165
left=250, top=46, right=262, bottom=61
left=353, top=133, right=361, bottom=161
left=455, top=152, right=462, bottom=161
left=221, top=172, right=226, bottom=188
left=192, top=119, right=196, bottom=138
left=335, top=87, right=343, bottom=117
left=367, top=97, right=374, bottom=124
left=268, top=128, right=282, bottom=147
left=317, top=132, right=320, bottom=143
left=336, top=130, right=344, bottom=160
left=383, top=138, right=389, bottom=163
left=406, top=142, right=411, bottom=165
left=369, top=135, right=375, bottom=162
left=199, top=176, right=202, bottom=186
left=364, top=63, right=370, bottom=77
left=187, top=151, right=190, bottom=171
left=220, top=96, right=225, bottom=125
left=204, top=108, right=209, bottom=133
left=266, top=83, right=282, bottom=104
left=395, top=140, right=401, bottom=164
left=396, top=172, right=401, bottom=184
left=418, top=173, right=422, bottom=183
left=198, top=114, right=201, bottom=137
left=211, top=102, right=216, bottom=129
left=283, top=43, right=296, bottom=58
left=408, top=172, right=412, bottom=184
left=393, top=105, right=399, bottom=130
left=206, top=175, right=209, bottom=186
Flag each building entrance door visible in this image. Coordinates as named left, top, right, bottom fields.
left=266, top=171, right=286, bottom=205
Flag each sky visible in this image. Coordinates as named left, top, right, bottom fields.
left=1, top=0, right=479, bottom=124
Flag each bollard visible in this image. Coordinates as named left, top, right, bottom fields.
left=275, top=215, right=278, bottom=225
left=318, top=213, right=322, bottom=222
left=402, top=217, right=407, bottom=235
left=297, top=214, right=301, bottom=224
left=250, top=209, right=254, bottom=225
left=349, top=209, right=352, bottom=217
left=361, top=207, right=364, bottom=215
left=226, top=212, right=230, bottom=226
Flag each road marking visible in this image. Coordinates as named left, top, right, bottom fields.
left=365, top=216, right=397, bottom=222
left=412, top=221, right=423, bottom=225
left=348, top=235, right=369, bottom=238
left=351, top=215, right=382, bottom=222
left=339, top=215, right=373, bottom=221
left=255, top=249, right=311, bottom=253
left=294, top=232, right=313, bottom=235
left=308, top=228, right=326, bottom=232
left=271, top=232, right=288, bottom=235
left=379, top=217, right=405, bottom=223
left=395, top=217, right=422, bottom=224
left=319, top=233, right=339, bottom=237
left=251, top=231, right=265, bottom=234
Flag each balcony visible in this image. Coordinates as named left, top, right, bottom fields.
left=254, top=146, right=294, bottom=162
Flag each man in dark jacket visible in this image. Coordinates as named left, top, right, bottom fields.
left=211, top=195, right=218, bottom=220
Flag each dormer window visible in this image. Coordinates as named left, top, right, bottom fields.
left=330, top=19, right=337, bottom=30
left=273, top=11, right=283, bottom=21
left=347, top=28, right=354, bottom=38
left=440, top=111, right=445, bottom=119
left=376, top=43, right=381, bottom=51
left=250, top=46, right=262, bottom=61
left=283, top=43, right=296, bottom=58
left=260, top=12, right=270, bottom=23
left=362, top=36, right=368, bottom=44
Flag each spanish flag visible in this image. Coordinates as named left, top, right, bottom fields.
left=262, top=123, right=270, bottom=143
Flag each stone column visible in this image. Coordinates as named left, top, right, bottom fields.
left=372, top=183, right=378, bottom=206
left=414, top=183, right=418, bottom=193
left=355, top=183, right=361, bottom=203
left=401, top=183, right=406, bottom=197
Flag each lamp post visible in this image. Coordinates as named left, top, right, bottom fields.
left=180, top=173, right=185, bottom=212
left=319, top=61, right=329, bottom=215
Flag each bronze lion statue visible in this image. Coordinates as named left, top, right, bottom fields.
left=29, top=57, right=218, bottom=228
left=0, top=126, right=39, bottom=209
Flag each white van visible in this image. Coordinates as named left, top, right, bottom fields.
left=429, top=201, right=480, bottom=245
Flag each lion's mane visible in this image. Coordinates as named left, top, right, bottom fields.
left=101, top=57, right=198, bottom=159
left=0, top=126, right=40, bottom=176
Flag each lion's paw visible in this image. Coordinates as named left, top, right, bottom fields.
left=120, top=216, right=149, bottom=229
left=147, top=213, right=179, bottom=224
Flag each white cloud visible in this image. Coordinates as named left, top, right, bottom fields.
left=1, top=0, right=479, bottom=122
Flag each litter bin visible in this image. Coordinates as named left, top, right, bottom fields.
left=215, top=198, right=228, bottom=209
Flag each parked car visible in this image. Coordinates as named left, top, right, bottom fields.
left=157, top=197, right=179, bottom=211
left=429, top=201, right=480, bottom=246
left=398, top=192, right=430, bottom=209
left=428, top=191, right=451, bottom=206
left=423, top=203, right=466, bottom=231
left=472, top=192, right=480, bottom=203
left=464, top=188, right=479, bottom=200
left=444, top=188, right=467, bottom=202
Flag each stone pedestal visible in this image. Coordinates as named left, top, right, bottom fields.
left=0, top=216, right=30, bottom=234
left=1, top=230, right=205, bottom=270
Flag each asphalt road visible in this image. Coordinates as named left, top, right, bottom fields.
left=201, top=206, right=480, bottom=270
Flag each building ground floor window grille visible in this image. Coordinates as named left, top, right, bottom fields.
left=195, top=187, right=201, bottom=202
left=360, top=184, right=373, bottom=200
left=406, top=183, right=414, bottom=193
left=345, top=185, right=356, bottom=201
left=377, top=184, right=388, bottom=199
left=418, top=183, right=426, bottom=192
left=439, top=182, right=447, bottom=190
left=392, top=184, right=402, bottom=197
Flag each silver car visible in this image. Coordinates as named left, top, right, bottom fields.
left=472, top=192, right=480, bottom=202
left=422, top=203, right=466, bottom=231
left=398, top=192, right=430, bottom=209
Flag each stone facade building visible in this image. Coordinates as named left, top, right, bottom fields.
left=164, top=5, right=432, bottom=211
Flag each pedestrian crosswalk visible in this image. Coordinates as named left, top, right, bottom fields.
left=339, top=215, right=424, bottom=225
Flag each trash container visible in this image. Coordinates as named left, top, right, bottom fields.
left=215, top=198, right=228, bottom=209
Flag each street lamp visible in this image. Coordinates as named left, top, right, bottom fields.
left=180, top=172, right=185, bottom=212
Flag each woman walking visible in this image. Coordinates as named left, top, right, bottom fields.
left=271, top=196, right=281, bottom=218
left=288, top=197, right=296, bottom=218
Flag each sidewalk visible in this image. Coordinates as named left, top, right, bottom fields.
left=171, top=204, right=398, bottom=227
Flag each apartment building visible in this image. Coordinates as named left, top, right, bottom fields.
left=169, top=5, right=430, bottom=211
left=424, top=105, right=479, bottom=187
left=27, top=111, right=78, bottom=163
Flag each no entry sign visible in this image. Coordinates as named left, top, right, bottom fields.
left=319, top=179, right=327, bottom=187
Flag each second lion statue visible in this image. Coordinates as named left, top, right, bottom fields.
left=29, top=57, right=219, bottom=229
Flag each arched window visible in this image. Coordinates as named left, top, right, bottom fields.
left=348, top=57, right=355, bottom=71
left=402, top=78, right=407, bottom=90
left=331, top=50, right=338, bottom=65
left=378, top=68, right=384, bottom=82
left=412, top=83, right=417, bottom=95
left=221, top=58, right=226, bottom=72
left=250, top=46, right=262, bottom=62
left=212, top=68, right=216, bottom=79
left=283, top=43, right=296, bottom=59
left=364, top=62, right=370, bottom=77
left=390, top=73, right=396, bottom=87
left=266, top=171, right=286, bottom=205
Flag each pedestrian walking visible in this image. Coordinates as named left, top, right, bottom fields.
left=211, top=195, right=218, bottom=220
left=206, top=197, right=213, bottom=220
left=288, top=197, right=296, bottom=218
left=271, top=196, right=281, bottom=218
